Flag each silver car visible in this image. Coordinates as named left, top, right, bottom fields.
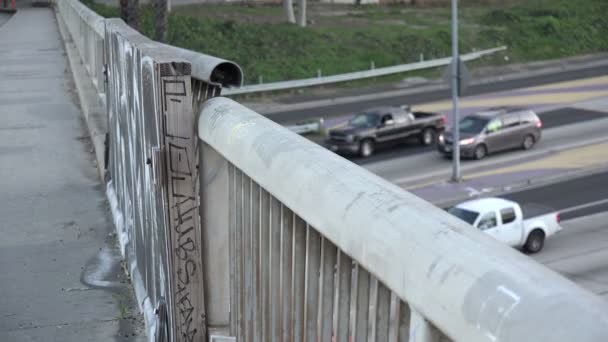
left=437, top=107, right=542, bottom=160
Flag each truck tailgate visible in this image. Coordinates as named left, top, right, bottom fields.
left=523, top=212, right=563, bottom=238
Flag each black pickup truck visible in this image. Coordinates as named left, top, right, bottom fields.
left=326, top=106, right=446, bottom=157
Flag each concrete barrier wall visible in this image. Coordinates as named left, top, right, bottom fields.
left=54, top=1, right=243, bottom=340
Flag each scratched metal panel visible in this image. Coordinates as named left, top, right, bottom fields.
left=200, top=142, right=231, bottom=329
left=100, top=11, right=245, bottom=341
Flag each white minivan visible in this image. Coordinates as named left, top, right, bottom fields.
left=448, top=197, right=562, bottom=253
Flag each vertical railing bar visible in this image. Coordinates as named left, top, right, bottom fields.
left=367, top=276, right=378, bottom=342
left=388, top=292, right=401, bottom=342
left=350, top=265, right=359, bottom=341
left=260, top=189, right=270, bottom=342
left=398, top=300, right=410, bottom=342
left=235, top=169, right=244, bottom=341
left=269, top=196, right=282, bottom=342
left=293, top=216, right=307, bottom=342
left=336, top=251, right=352, bottom=342
left=228, top=164, right=236, bottom=335
left=354, top=265, right=370, bottom=342
left=251, top=180, right=261, bottom=342
left=304, top=226, right=321, bottom=342
left=318, top=237, right=337, bottom=342
left=243, top=175, right=251, bottom=342
left=281, top=206, right=294, bottom=341
left=376, top=282, right=391, bottom=342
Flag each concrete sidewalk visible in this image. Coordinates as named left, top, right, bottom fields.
left=0, top=5, right=143, bottom=341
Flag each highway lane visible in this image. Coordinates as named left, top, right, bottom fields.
left=269, top=64, right=608, bottom=124
left=469, top=172, right=608, bottom=300
left=532, top=212, right=608, bottom=301
left=350, top=106, right=608, bottom=166
left=502, top=171, right=608, bottom=221
left=364, top=116, right=608, bottom=185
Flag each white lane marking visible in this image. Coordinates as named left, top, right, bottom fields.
left=560, top=198, right=608, bottom=215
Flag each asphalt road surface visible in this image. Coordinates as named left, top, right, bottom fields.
left=351, top=107, right=608, bottom=166
left=532, top=211, right=608, bottom=301
left=503, top=171, right=608, bottom=221
left=270, top=64, right=608, bottom=124
left=480, top=172, right=608, bottom=300
left=364, top=115, right=608, bottom=184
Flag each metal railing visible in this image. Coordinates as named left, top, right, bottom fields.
left=223, top=46, right=506, bottom=95
left=53, top=1, right=608, bottom=341
left=55, top=0, right=105, bottom=96
left=198, top=97, right=608, bottom=342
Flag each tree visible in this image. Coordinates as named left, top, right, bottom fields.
left=119, top=0, right=128, bottom=23
left=154, top=0, right=168, bottom=42
left=296, top=0, right=307, bottom=27
left=120, top=0, right=139, bottom=30
left=284, top=0, right=296, bottom=24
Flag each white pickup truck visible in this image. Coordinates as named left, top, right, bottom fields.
left=448, top=197, right=563, bottom=253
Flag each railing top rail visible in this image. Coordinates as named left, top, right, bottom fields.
left=104, top=18, right=242, bottom=87
left=198, top=96, right=608, bottom=342
left=62, top=0, right=105, bottom=37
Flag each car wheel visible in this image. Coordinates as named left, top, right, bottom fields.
left=359, top=140, right=374, bottom=158
left=420, top=128, right=436, bottom=146
left=522, top=135, right=535, bottom=150
left=524, top=229, right=545, bottom=253
left=473, top=144, right=487, bottom=160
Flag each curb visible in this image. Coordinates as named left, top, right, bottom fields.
left=55, top=8, right=107, bottom=183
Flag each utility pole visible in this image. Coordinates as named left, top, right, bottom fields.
left=451, top=0, right=461, bottom=182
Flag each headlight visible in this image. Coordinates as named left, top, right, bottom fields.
left=346, top=134, right=355, bottom=142
left=438, top=134, right=444, bottom=144
left=459, top=138, right=475, bottom=145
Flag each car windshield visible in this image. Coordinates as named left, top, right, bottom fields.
left=459, top=116, right=489, bottom=134
left=349, top=113, right=379, bottom=128
left=447, top=207, right=480, bottom=225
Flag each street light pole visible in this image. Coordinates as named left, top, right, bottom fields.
left=451, top=0, right=461, bottom=182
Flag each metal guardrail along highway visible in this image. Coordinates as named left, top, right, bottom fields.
left=223, top=46, right=507, bottom=95
left=53, top=1, right=608, bottom=341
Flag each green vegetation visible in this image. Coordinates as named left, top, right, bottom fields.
left=83, top=0, right=608, bottom=85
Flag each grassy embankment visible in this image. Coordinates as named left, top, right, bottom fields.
left=82, top=0, right=608, bottom=88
